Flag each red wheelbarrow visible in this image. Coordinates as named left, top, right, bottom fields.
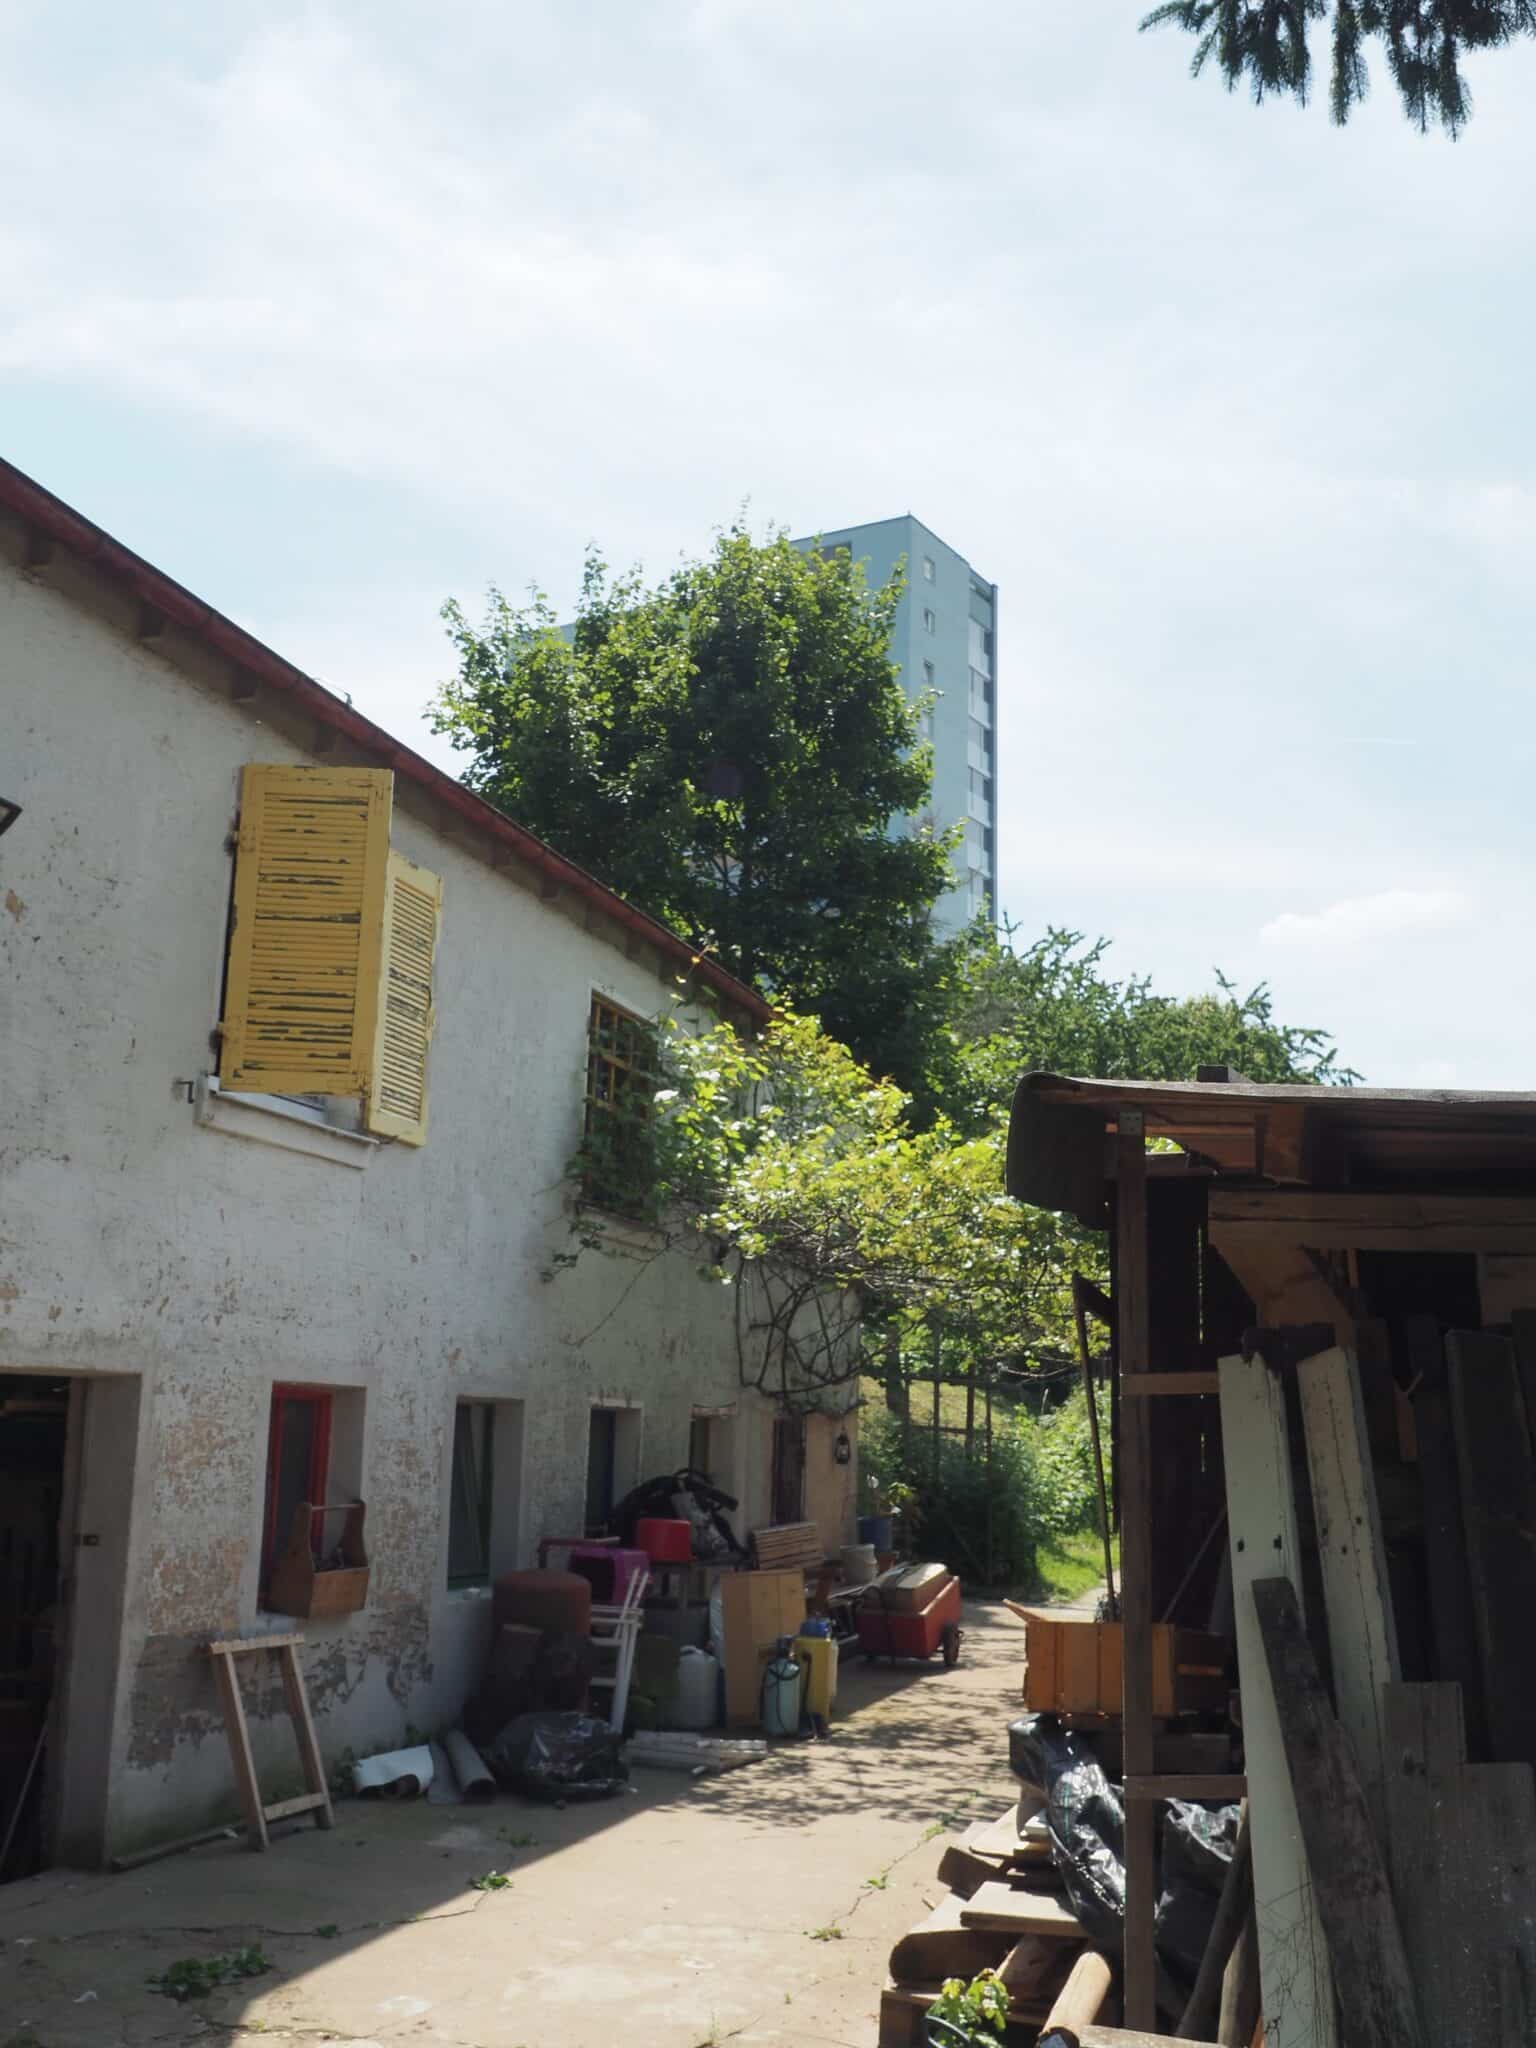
left=853, top=1564, right=963, bottom=1667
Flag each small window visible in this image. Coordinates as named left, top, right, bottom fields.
left=921, top=555, right=936, bottom=583
left=922, top=659, right=936, bottom=689
left=584, top=996, right=658, bottom=1214
left=771, top=1414, right=806, bottom=1525
left=922, top=607, right=937, bottom=635
left=448, top=1402, right=495, bottom=1587
left=262, top=1386, right=332, bottom=1600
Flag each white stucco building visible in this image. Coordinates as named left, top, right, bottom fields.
left=0, top=459, right=856, bottom=1872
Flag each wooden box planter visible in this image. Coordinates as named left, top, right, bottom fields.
left=267, top=1501, right=370, bottom=1620
left=1014, top=1609, right=1226, bottom=1719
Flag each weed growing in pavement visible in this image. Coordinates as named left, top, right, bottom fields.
left=806, top=1924, right=844, bottom=1942
left=469, top=1869, right=512, bottom=1892
left=314, top=1923, right=340, bottom=1938
left=147, top=1947, right=272, bottom=2002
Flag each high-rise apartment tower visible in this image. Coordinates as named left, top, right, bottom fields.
left=794, top=515, right=997, bottom=936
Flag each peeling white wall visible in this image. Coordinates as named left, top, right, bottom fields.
left=0, top=541, right=806, bottom=1858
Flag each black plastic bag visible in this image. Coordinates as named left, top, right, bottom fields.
left=1009, top=1714, right=1125, bottom=1953
left=486, top=1711, right=628, bottom=1803
left=1008, top=1715, right=1239, bottom=1982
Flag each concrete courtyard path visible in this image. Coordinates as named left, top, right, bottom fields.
left=0, top=1599, right=1029, bottom=2048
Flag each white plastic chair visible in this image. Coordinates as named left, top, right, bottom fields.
left=587, top=1564, right=650, bottom=1733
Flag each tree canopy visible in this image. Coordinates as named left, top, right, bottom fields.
left=433, top=528, right=956, bottom=1082
left=557, top=932, right=1353, bottom=1411
left=1141, top=1, right=1536, bottom=133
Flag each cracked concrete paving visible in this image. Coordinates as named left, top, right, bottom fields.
left=0, top=1600, right=1025, bottom=2048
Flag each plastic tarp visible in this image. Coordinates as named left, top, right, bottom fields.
left=1009, top=1714, right=1238, bottom=1987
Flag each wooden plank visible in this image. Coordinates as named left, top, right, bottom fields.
left=1403, top=1319, right=1487, bottom=1755
left=207, top=1633, right=304, bottom=1655
left=959, top=1882, right=1083, bottom=1937
left=888, top=1889, right=1011, bottom=1985
left=936, top=1840, right=1005, bottom=1899
left=261, top=1791, right=331, bottom=1823
left=1217, top=1355, right=1336, bottom=2048
left=1446, top=1328, right=1536, bottom=1766
left=1210, top=1188, right=1536, bottom=1251
left=1116, top=1113, right=1157, bottom=2033
left=1251, top=1578, right=1424, bottom=2048
left=1079, top=2030, right=1221, bottom=2048
left=1296, top=1346, right=1400, bottom=1838
left=1177, top=1801, right=1250, bottom=2045
left=209, top=1649, right=267, bottom=1851
left=1120, top=1372, right=1221, bottom=1399
left=1510, top=1306, right=1536, bottom=1453
left=278, top=1640, right=335, bottom=1831
left=1209, top=1230, right=1353, bottom=1336
left=1122, top=1774, right=1245, bottom=1802
left=1383, top=1681, right=1536, bottom=2042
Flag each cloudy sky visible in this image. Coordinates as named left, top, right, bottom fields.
left=4, top=2, right=1533, bottom=1086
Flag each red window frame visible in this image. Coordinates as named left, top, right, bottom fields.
left=262, top=1384, right=333, bottom=1597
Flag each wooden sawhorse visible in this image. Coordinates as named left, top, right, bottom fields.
left=207, top=1633, right=335, bottom=1850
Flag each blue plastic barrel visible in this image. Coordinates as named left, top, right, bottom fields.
left=858, top=1514, right=893, bottom=1553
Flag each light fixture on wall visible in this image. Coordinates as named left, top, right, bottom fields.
left=833, top=1428, right=852, bottom=1467
left=0, top=798, right=20, bottom=839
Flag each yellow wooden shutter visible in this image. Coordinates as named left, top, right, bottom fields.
left=365, top=850, right=442, bottom=1145
left=219, top=765, right=393, bottom=1095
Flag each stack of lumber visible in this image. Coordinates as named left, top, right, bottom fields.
left=878, top=1794, right=1119, bottom=2047
left=749, top=1521, right=824, bottom=1572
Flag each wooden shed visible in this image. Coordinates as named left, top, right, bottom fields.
left=1006, top=1070, right=1536, bottom=2047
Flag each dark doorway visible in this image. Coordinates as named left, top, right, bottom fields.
left=0, top=1374, right=68, bottom=1883
left=585, top=1409, right=619, bottom=1535
left=771, top=1414, right=805, bottom=1526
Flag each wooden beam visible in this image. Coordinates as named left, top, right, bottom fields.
left=1255, top=1105, right=1312, bottom=1182
left=1252, top=1577, right=1424, bottom=2048
left=1210, top=1229, right=1354, bottom=1337
left=1116, top=1110, right=1156, bottom=2033
left=1296, top=1346, right=1400, bottom=1839
left=1123, top=1774, right=1246, bottom=1801
left=1217, top=1355, right=1337, bottom=2048
left=1120, top=1372, right=1220, bottom=1399
left=1211, top=1188, right=1536, bottom=1253
left=1403, top=1320, right=1488, bottom=1756
left=1446, top=1329, right=1536, bottom=1766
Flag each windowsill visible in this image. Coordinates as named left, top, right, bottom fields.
left=194, top=1075, right=378, bottom=1170
left=446, top=1582, right=492, bottom=1603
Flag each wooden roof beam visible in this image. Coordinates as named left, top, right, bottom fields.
left=1211, top=1189, right=1536, bottom=1254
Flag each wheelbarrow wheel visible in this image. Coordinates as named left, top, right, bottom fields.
left=940, top=1623, right=962, bottom=1668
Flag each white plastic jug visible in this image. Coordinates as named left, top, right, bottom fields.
left=672, top=1646, right=719, bottom=1731
left=761, top=1652, right=804, bottom=1737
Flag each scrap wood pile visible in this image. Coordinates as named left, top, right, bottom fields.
left=879, top=1790, right=1119, bottom=2047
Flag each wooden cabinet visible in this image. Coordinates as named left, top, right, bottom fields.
left=721, top=1568, right=805, bottom=1726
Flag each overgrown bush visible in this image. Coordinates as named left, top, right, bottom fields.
left=861, top=1380, right=1110, bottom=1588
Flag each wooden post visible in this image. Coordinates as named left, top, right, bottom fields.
left=1252, top=1578, right=1424, bottom=2048
left=1218, top=1354, right=1337, bottom=2048
left=1116, top=1110, right=1156, bottom=2031
left=1296, top=1346, right=1400, bottom=1839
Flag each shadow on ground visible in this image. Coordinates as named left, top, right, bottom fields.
left=0, top=1599, right=1029, bottom=2048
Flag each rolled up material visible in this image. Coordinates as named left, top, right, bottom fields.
left=352, top=1743, right=434, bottom=1797
left=443, top=1727, right=497, bottom=1803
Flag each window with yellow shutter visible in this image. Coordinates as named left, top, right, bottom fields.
left=218, top=766, right=441, bottom=1146
left=365, top=851, right=442, bottom=1146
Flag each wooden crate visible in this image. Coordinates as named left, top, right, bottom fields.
left=721, top=1567, right=805, bottom=1725
left=1015, top=1609, right=1225, bottom=1718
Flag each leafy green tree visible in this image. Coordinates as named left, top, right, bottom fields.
left=433, top=528, right=956, bottom=1082
left=561, top=1005, right=1085, bottom=1410
left=922, top=925, right=1356, bottom=1135
left=1141, top=1, right=1536, bottom=133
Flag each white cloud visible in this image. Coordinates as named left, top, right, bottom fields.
left=1260, top=890, right=1471, bottom=949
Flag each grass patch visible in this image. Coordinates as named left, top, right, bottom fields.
left=1021, top=1527, right=1118, bottom=1607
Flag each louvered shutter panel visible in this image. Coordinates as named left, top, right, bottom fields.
left=219, top=765, right=393, bottom=1095
left=365, top=850, right=442, bottom=1145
